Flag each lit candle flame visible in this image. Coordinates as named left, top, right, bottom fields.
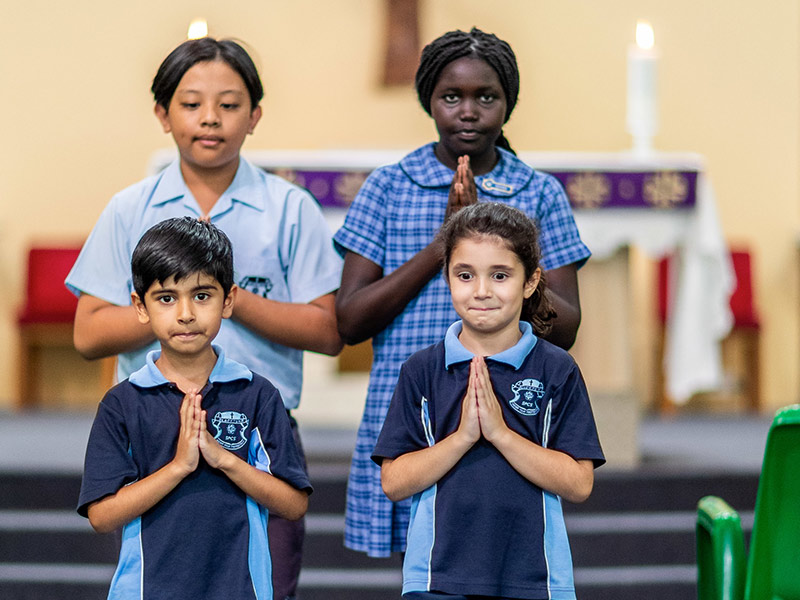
left=187, top=18, right=208, bottom=40
left=635, top=20, right=655, bottom=50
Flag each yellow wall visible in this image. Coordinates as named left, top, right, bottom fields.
left=2, top=0, right=798, bottom=410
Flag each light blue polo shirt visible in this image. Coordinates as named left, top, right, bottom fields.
left=66, top=157, right=343, bottom=409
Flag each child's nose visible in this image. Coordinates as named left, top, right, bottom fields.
left=475, top=276, right=491, bottom=297
left=201, top=105, right=221, bottom=127
left=177, top=299, right=196, bottom=322
left=459, top=99, right=478, bottom=121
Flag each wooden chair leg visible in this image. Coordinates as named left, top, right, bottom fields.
left=17, top=336, right=39, bottom=409
left=654, top=325, right=677, bottom=414
left=742, top=328, right=760, bottom=413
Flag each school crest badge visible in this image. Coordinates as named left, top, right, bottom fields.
left=509, top=378, right=545, bottom=416
left=238, top=276, right=273, bottom=298
left=211, top=411, right=250, bottom=451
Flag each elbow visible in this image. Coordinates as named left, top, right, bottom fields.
left=563, top=471, right=594, bottom=504
left=382, top=487, right=405, bottom=504
left=380, top=464, right=407, bottom=503
left=336, top=314, right=371, bottom=346
left=87, top=507, right=118, bottom=535
left=89, top=519, right=117, bottom=535
left=335, top=301, right=371, bottom=346
left=282, top=492, right=309, bottom=521
left=317, top=331, right=345, bottom=357
left=73, top=330, right=106, bottom=361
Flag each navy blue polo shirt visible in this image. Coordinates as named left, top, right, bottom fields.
left=373, top=322, right=604, bottom=599
left=78, top=347, right=311, bottom=600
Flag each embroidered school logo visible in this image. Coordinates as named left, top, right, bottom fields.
left=211, top=411, right=250, bottom=451
left=509, top=378, right=545, bottom=416
left=238, top=276, right=273, bottom=298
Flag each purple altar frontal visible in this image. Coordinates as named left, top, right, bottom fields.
left=146, top=148, right=702, bottom=211
left=260, top=165, right=698, bottom=211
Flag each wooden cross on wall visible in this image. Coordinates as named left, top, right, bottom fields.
left=382, top=0, right=420, bottom=86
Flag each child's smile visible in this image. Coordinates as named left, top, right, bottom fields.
left=447, top=235, right=539, bottom=354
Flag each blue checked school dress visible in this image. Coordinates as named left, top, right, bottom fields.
left=333, top=142, right=591, bottom=557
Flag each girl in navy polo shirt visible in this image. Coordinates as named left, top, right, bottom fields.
left=373, top=202, right=604, bottom=599
left=334, top=27, right=590, bottom=560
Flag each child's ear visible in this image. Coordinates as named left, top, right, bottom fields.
left=523, top=268, right=542, bottom=299
left=247, top=105, right=262, bottom=135
left=154, top=103, right=172, bottom=134
left=222, top=285, right=238, bottom=319
left=131, top=292, right=151, bottom=324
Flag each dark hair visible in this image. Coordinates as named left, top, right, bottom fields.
left=439, top=202, right=555, bottom=335
left=151, top=37, right=264, bottom=110
left=415, top=27, right=519, bottom=153
left=132, top=217, right=234, bottom=301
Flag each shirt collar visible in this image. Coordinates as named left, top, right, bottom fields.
left=129, top=344, right=253, bottom=388
left=151, top=157, right=267, bottom=214
left=398, top=142, right=535, bottom=198
left=444, top=320, right=538, bottom=370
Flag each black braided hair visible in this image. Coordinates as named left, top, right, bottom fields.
left=415, top=27, right=519, bottom=153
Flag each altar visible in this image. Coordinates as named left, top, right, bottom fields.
left=149, top=149, right=734, bottom=466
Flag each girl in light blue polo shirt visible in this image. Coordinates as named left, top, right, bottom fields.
left=66, top=37, right=343, bottom=600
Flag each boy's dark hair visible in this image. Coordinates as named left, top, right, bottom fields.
left=151, top=37, right=264, bottom=110
left=415, top=27, right=519, bottom=153
left=438, top=202, right=556, bottom=336
left=132, top=217, right=234, bottom=301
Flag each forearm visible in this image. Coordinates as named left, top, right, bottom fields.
left=74, top=295, right=155, bottom=359
left=541, top=264, right=582, bottom=350
left=217, top=452, right=308, bottom=521
left=381, top=431, right=474, bottom=502
left=336, top=245, right=443, bottom=345
left=490, top=429, right=594, bottom=503
left=544, top=288, right=582, bottom=350
left=231, top=290, right=342, bottom=356
left=86, top=461, right=190, bottom=533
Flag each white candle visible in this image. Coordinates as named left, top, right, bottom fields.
left=626, top=21, right=659, bottom=154
left=187, top=18, right=208, bottom=40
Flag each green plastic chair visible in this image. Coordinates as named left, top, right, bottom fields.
left=696, top=404, right=800, bottom=600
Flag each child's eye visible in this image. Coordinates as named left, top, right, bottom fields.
left=157, top=295, right=176, bottom=304
left=181, top=102, right=200, bottom=110
left=194, top=292, right=210, bottom=301
left=492, top=272, right=509, bottom=281
left=456, top=272, right=473, bottom=281
left=220, top=103, right=240, bottom=110
left=480, top=94, right=496, bottom=104
left=443, top=93, right=459, bottom=104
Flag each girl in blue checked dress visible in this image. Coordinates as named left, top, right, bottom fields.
left=375, top=202, right=604, bottom=599
left=333, top=28, right=591, bottom=558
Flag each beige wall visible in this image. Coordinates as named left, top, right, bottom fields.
left=2, top=0, right=798, bottom=411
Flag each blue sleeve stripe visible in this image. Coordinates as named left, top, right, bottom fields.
left=420, top=397, right=435, bottom=447
left=108, top=517, right=144, bottom=599
left=249, top=428, right=272, bottom=474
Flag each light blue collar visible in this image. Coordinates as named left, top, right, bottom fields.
left=444, top=320, right=537, bottom=370
left=151, top=157, right=267, bottom=215
left=129, top=344, right=253, bottom=388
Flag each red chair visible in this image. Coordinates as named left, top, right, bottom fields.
left=17, top=246, right=115, bottom=408
left=656, top=249, right=761, bottom=412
